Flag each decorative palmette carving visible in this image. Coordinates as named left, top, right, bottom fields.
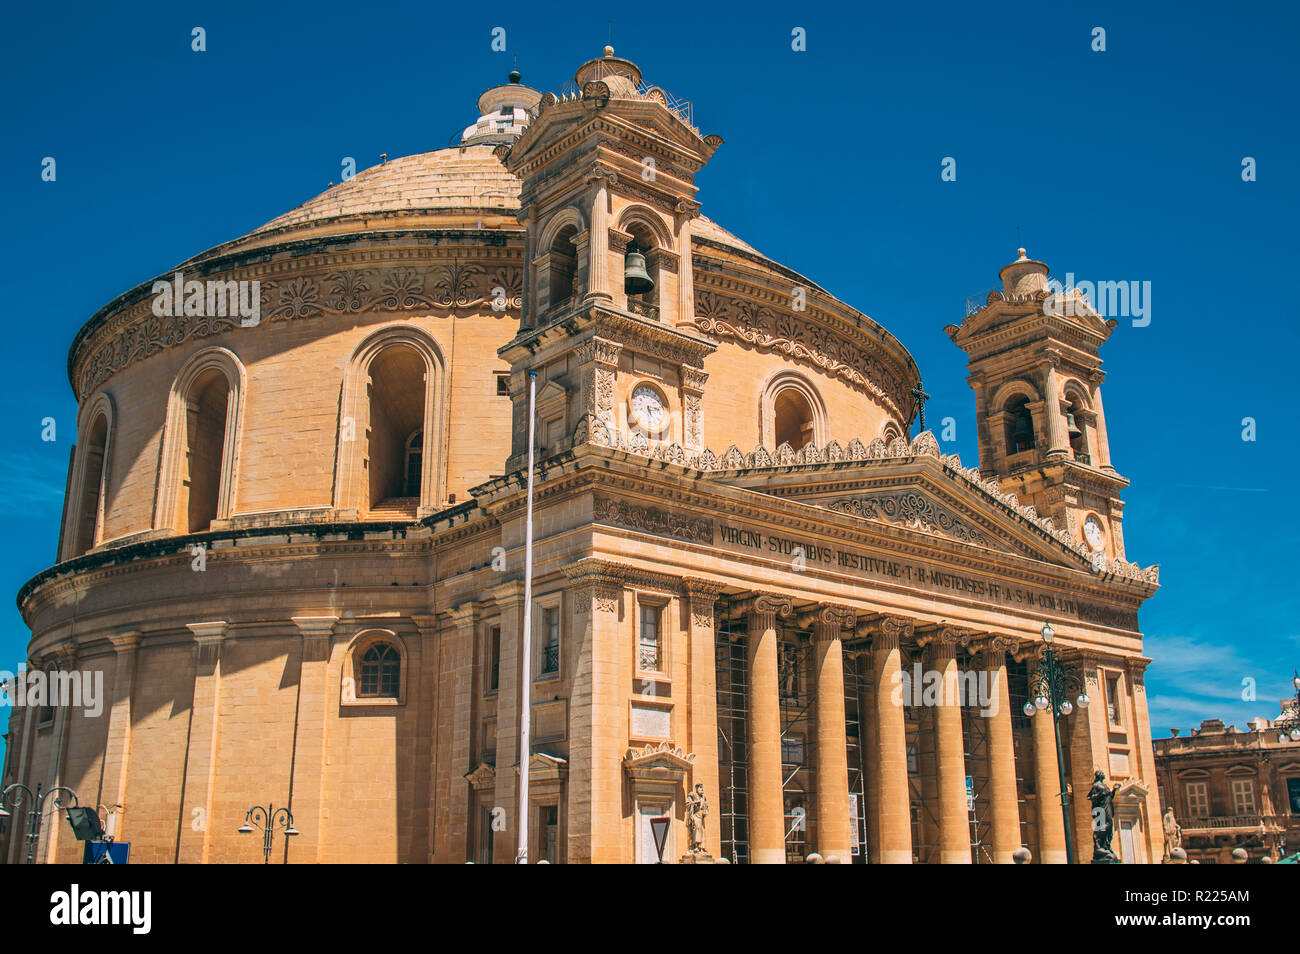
left=592, top=495, right=713, bottom=545
left=431, top=261, right=485, bottom=308
left=376, top=266, right=435, bottom=310
left=827, top=492, right=991, bottom=546
left=268, top=276, right=323, bottom=320
left=692, top=292, right=909, bottom=417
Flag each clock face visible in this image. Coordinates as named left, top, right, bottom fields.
left=631, top=385, right=665, bottom=429
left=1083, top=515, right=1105, bottom=551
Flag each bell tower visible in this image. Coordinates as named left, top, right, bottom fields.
left=496, top=48, right=723, bottom=472
left=945, top=250, right=1131, bottom=560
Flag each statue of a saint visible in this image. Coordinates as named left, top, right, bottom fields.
left=1162, top=806, right=1182, bottom=860
left=1088, top=770, right=1122, bottom=863
left=686, top=783, right=708, bottom=853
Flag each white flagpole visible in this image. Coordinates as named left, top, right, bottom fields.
left=516, top=370, right=538, bottom=864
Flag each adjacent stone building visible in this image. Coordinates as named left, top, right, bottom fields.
left=2, top=49, right=1163, bottom=864
left=1153, top=706, right=1300, bottom=863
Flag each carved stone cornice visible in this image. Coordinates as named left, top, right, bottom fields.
left=593, top=494, right=712, bottom=545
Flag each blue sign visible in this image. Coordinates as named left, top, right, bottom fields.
left=83, top=841, right=130, bottom=864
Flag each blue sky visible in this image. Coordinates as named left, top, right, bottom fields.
left=1, top=0, right=1297, bottom=766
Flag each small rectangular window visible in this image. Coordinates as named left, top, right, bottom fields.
left=495, top=372, right=510, bottom=396
left=541, top=607, right=560, bottom=675
left=638, top=604, right=661, bottom=672
left=487, top=626, right=501, bottom=693
left=1106, top=673, right=1123, bottom=726
left=1231, top=779, right=1256, bottom=815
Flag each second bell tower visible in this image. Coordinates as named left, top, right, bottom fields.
left=497, top=48, right=723, bottom=472
left=946, top=249, right=1132, bottom=561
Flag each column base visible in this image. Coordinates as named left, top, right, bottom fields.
left=940, top=851, right=973, bottom=864
left=750, top=848, right=787, bottom=864
left=1040, top=849, right=1069, bottom=864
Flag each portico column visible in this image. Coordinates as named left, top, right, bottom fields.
left=978, top=637, right=1022, bottom=863
left=872, top=617, right=913, bottom=863
left=746, top=594, right=792, bottom=864
left=1029, top=662, right=1069, bottom=863
left=811, top=606, right=854, bottom=861
left=925, top=630, right=971, bottom=863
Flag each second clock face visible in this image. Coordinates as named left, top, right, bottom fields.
left=631, top=385, right=665, bottom=428
left=1083, top=515, right=1105, bottom=551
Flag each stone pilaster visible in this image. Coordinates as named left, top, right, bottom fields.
left=745, top=594, right=792, bottom=864
left=872, top=616, right=913, bottom=863
left=94, top=632, right=140, bottom=853
left=563, top=564, right=623, bottom=863
left=976, top=637, right=1022, bottom=863
left=490, top=584, right=524, bottom=864
left=683, top=578, right=724, bottom=858
left=432, top=603, right=477, bottom=863
left=285, top=616, right=337, bottom=864
left=811, top=605, right=854, bottom=861
left=38, top=643, right=78, bottom=864
left=177, top=621, right=227, bottom=865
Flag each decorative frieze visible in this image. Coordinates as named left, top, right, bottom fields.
left=693, top=290, right=910, bottom=417
left=592, top=494, right=713, bottom=545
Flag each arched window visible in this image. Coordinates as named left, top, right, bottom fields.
left=70, top=410, right=111, bottom=556
left=774, top=389, right=815, bottom=451
left=367, top=345, right=426, bottom=510
left=623, top=222, right=660, bottom=321
left=547, top=224, right=578, bottom=314
left=182, top=368, right=231, bottom=532
left=156, top=348, right=245, bottom=534
left=335, top=326, right=444, bottom=519
left=762, top=372, right=827, bottom=452
left=359, top=643, right=401, bottom=697
left=1066, top=399, right=1088, bottom=462
left=1005, top=396, right=1035, bottom=455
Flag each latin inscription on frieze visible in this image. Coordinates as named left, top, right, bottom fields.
left=717, top=523, right=1139, bottom=631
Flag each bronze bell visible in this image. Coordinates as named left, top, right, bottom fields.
left=1066, top=411, right=1083, bottom=438
left=624, top=250, right=654, bottom=295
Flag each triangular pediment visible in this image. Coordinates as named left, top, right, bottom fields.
left=763, top=461, right=1094, bottom=568
left=708, top=437, right=1105, bottom=571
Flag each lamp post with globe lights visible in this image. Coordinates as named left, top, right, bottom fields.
left=1022, top=621, right=1091, bottom=865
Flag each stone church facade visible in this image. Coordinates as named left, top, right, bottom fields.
left=3, top=50, right=1162, bottom=864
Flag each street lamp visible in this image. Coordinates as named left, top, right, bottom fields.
left=0, top=782, right=80, bottom=864
left=238, top=804, right=299, bottom=863
left=1022, top=621, right=1090, bottom=865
